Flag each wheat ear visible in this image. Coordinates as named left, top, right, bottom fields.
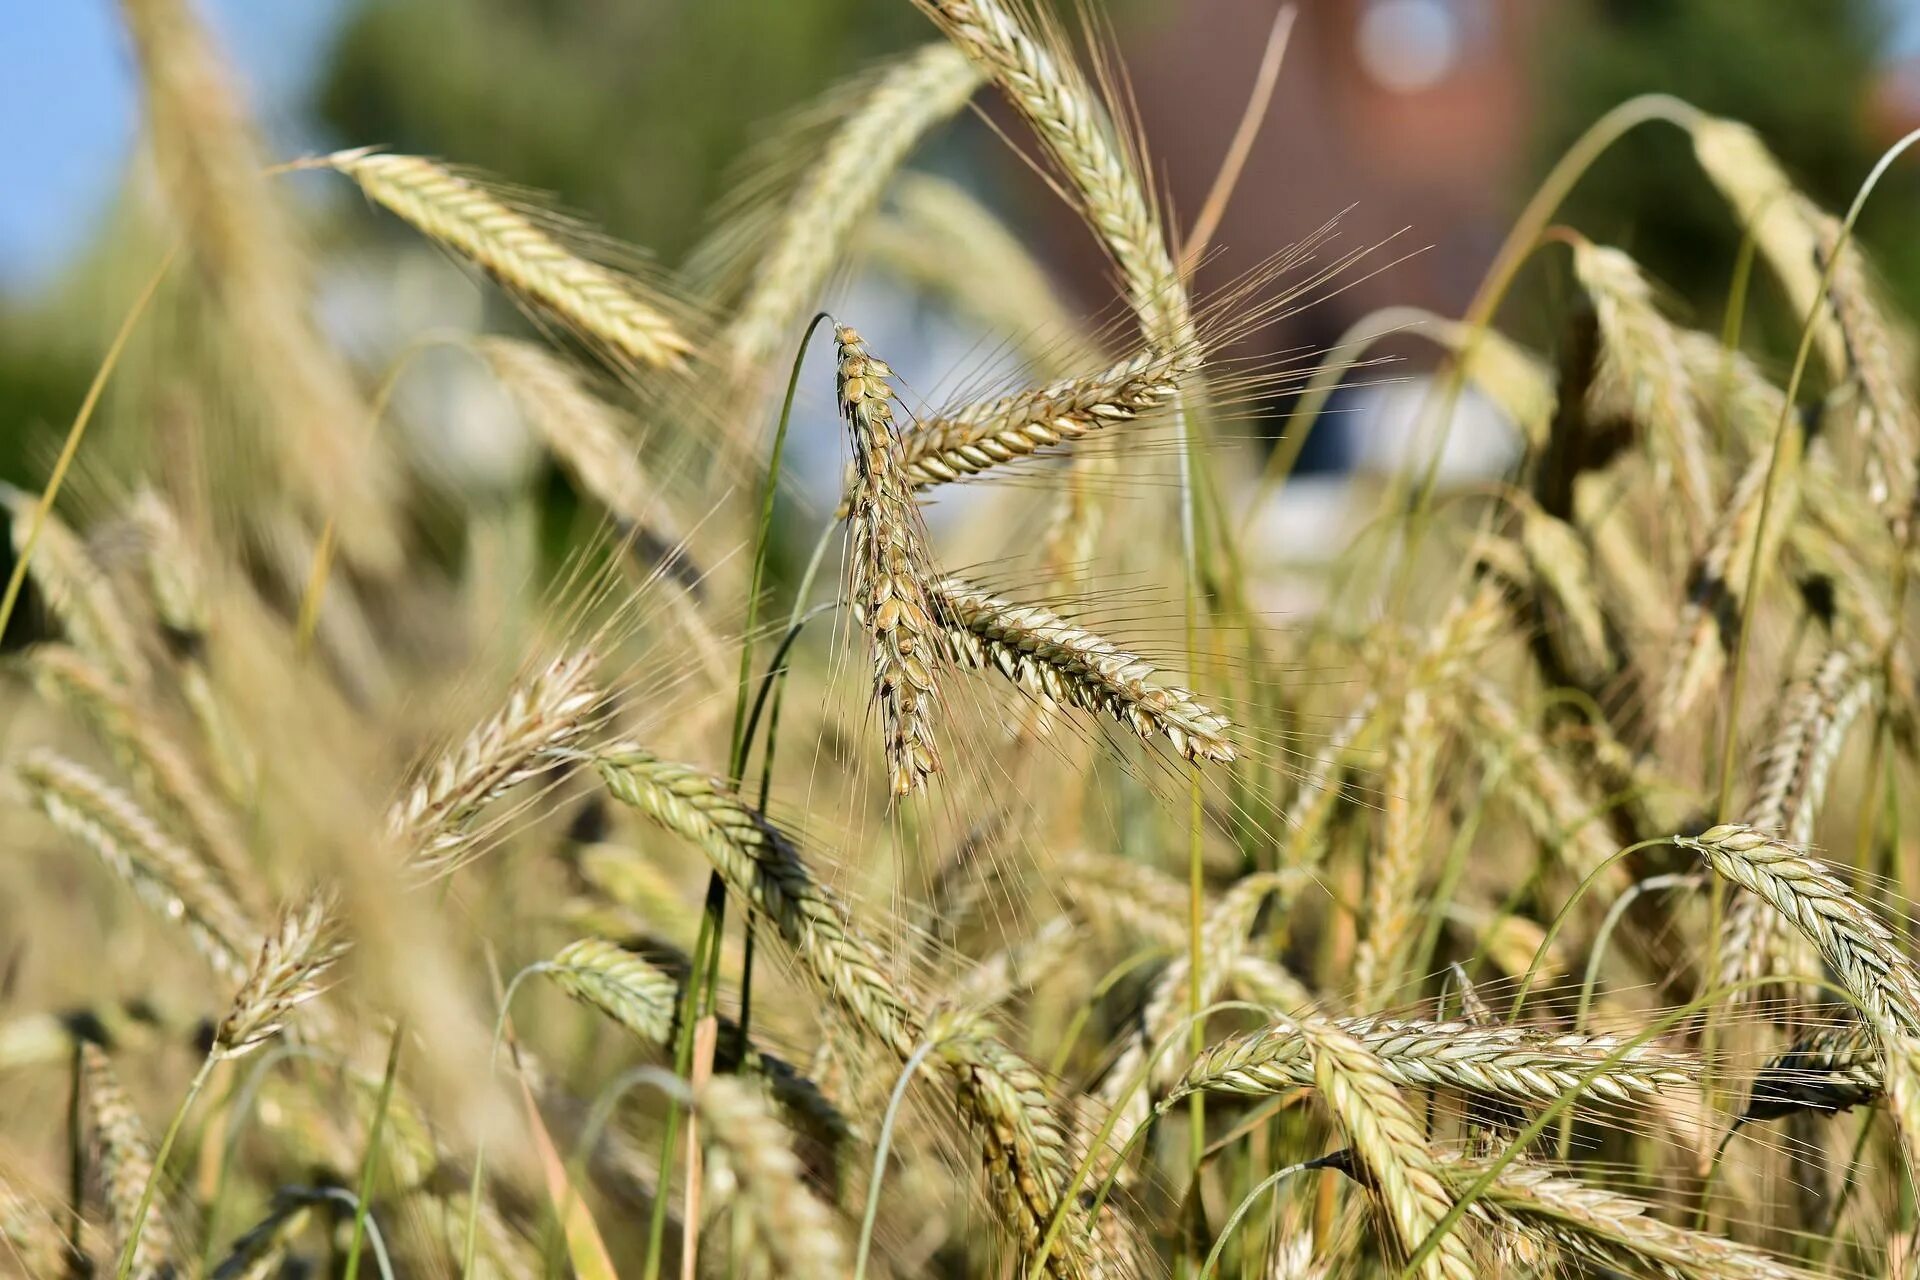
left=1172, top=1015, right=1693, bottom=1109
left=1572, top=241, right=1718, bottom=534
left=388, top=649, right=602, bottom=873
left=1298, top=1014, right=1476, bottom=1280
left=215, top=894, right=343, bottom=1059
left=29, top=644, right=256, bottom=909
left=916, top=0, right=1193, bottom=354
left=0, top=486, right=150, bottom=689
left=932, top=574, right=1234, bottom=763
left=15, top=749, right=256, bottom=982
left=901, top=344, right=1197, bottom=487
left=1820, top=218, right=1920, bottom=525
left=838, top=325, right=945, bottom=796
left=1355, top=690, right=1442, bottom=1004
left=594, top=747, right=1093, bottom=1276
left=1444, top=1158, right=1811, bottom=1280
left=1718, top=647, right=1874, bottom=1010
left=1679, top=825, right=1920, bottom=1041
left=694, top=1075, right=849, bottom=1280
left=1744, top=1023, right=1882, bottom=1121
left=723, top=43, right=984, bottom=376
left=322, top=149, right=692, bottom=370
left=79, top=1043, right=177, bottom=1280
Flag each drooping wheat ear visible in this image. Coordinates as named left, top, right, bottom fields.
left=1818, top=218, right=1920, bottom=525
left=1657, top=428, right=1807, bottom=736
left=1228, top=954, right=1317, bottom=1016
left=837, top=325, right=944, bottom=796
left=1572, top=241, right=1718, bottom=534
left=15, top=749, right=256, bottom=982
left=1718, top=648, right=1876, bottom=1010
left=1679, top=825, right=1920, bottom=1042
left=954, top=913, right=1078, bottom=1010
left=0, top=486, right=150, bottom=689
left=1690, top=116, right=1846, bottom=378
left=120, top=0, right=401, bottom=575
left=1419, top=312, right=1560, bottom=447
left=901, top=344, right=1199, bottom=488
left=1265, top=1229, right=1328, bottom=1280
left=1464, top=680, right=1619, bottom=881
left=79, top=1042, right=176, bottom=1280
left=594, top=747, right=1092, bottom=1275
left=1296, top=1014, right=1477, bottom=1280
left=29, top=644, right=256, bottom=907
left=322, top=149, right=692, bottom=371
left=1355, top=692, right=1442, bottom=1005
left=1743, top=1022, right=1882, bottom=1121
left=215, top=894, right=343, bottom=1060
left=548, top=937, right=680, bottom=1044
left=723, top=44, right=984, bottom=377
left=695, top=1075, right=849, bottom=1280
left=477, top=337, right=687, bottom=551
left=388, top=649, right=602, bottom=873
left=932, top=574, right=1234, bottom=763
left=1098, top=872, right=1299, bottom=1148
left=1443, top=1158, right=1811, bottom=1280
left=917, top=0, right=1193, bottom=353
left=1171, top=1015, right=1693, bottom=1109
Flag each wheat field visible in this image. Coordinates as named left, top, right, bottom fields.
left=5, top=2, right=1920, bottom=1278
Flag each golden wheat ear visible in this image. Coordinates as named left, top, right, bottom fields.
left=318, top=149, right=694, bottom=372
left=836, top=324, right=945, bottom=796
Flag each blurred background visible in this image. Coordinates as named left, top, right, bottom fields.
left=6, top=0, right=1920, bottom=519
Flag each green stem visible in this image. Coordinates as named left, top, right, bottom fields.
left=114, top=1051, right=215, bottom=1280
left=343, top=1027, right=403, bottom=1280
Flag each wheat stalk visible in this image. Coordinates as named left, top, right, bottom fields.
left=322, top=149, right=692, bottom=370
left=79, top=1042, right=176, bottom=1280
left=933, top=574, right=1234, bottom=763
left=838, top=324, right=946, bottom=796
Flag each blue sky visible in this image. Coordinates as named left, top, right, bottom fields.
left=0, top=0, right=343, bottom=293
left=4, top=0, right=1920, bottom=297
